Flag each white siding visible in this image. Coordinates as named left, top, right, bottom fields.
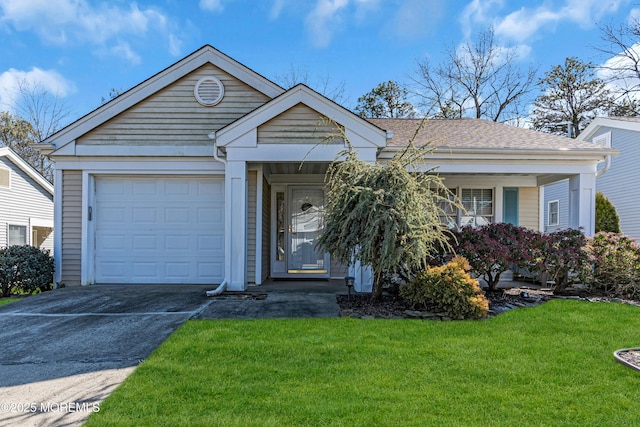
left=61, top=171, right=82, bottom=286
left=257, top=103, right=343, bottom=144
left=77, top=63, right=270, bottom=146
left=594, top=127, right=640, bottom=239
left=0, top=156, right=53, bottom=251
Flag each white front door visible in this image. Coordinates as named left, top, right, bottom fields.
left=271, top=185, right=330, bottom=278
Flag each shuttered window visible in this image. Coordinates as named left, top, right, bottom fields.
left=0, top=168, right=9, bottom=188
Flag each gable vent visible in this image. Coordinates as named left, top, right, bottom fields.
left=194, top=76, right=224, bottom=106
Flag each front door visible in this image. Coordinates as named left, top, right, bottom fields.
left=271, top=185, right=330, bottom=278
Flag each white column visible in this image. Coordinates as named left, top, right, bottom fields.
left=226, top=160, right=247, bottom=291
left=568, top=173, right=596, bottom=236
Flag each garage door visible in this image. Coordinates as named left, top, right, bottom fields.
left=95, top=176, right=224, bottom=284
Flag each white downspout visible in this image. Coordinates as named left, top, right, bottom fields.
left=206, top=132, right=228, bottom=296
left=596, top=155, right=611, bottom=178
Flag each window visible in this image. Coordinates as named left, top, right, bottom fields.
left=0, top=167, right=9, bottom=188
left=8, top=224, right=27, bottom=246
left=548, top=200, right=559, bottom=226
left=438, top=188, right=458, bottom=228
left=460, top=188, right=493, bottom=227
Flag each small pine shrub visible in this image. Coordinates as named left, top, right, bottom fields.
left=595, top=192, right=621, bottom=233
left=580, top=232, right=640, bottom=299
left=401, top=256, right=489, bottom=319
left=0, top=245, right=54, bottom=297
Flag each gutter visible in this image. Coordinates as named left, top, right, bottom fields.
left=596, top=154, right=611, bottom=178
left=206, top=280, right=227, bottom=297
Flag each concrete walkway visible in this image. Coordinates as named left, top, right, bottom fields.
left=0, top=282, right=343, bottom=426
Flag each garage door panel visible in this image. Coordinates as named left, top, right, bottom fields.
left=95, top=176, right=225, bottom=284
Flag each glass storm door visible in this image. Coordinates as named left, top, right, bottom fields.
left=287, top=187, right=329, bottom=275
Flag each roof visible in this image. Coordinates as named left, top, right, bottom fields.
left=43, top=44, right=284, bottom=152
left=369, top=118, right=615, bottom=152
left=578, top=116, right=640, bottom=141
left=0, top=147, right=54, bottom=195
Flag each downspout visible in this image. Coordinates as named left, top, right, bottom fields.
left=206, top=132, right=228, bottom=296
left=596, top=155, right=611, bottom=178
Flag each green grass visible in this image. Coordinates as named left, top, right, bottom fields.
left=0, top=297, right=19, bottom=306
left=87, top=300, right=640, bottom=426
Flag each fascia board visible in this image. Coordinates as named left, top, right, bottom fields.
left=0, top=147, right=53, bottom=194
left=578, top=117, right=640, bottom=141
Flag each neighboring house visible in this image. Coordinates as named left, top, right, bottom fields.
left=544, top=117, right=638, bottom=239
left=38, top=45, right=614, bottom=291
left=0, top=147, right=54, bottom=253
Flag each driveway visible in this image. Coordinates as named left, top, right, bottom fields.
left=0, top=285, right=214, bottom=427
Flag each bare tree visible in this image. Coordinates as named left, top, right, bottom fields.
left=595, top=20, right=640, bottom=99
left=412, top=27, right=537, bottom=122
left=15, top=79, right=71, bottom=143
left=273, top=64, right=347, bottom=105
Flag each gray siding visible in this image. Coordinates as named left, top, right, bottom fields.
left=77, top=63, right=270, bottom=146
left=257, top=103, right=343, bottom=144
left=247, top=170, right=257, bottom=283
left=0, top=156, right=53, bottom=251
left=61, top=171, right=82, bottom=286
left=330, top=258, right=349, bottom=279
left=543, top=180, right=569, bottom=233
left=594, top=128, right=640, bottom=239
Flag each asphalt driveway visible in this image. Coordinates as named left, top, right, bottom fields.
left=0, top=285, right=214, bottom=427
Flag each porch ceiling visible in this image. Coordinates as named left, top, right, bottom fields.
left=262, top=162, right=329, bottom=175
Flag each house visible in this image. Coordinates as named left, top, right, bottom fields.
left=37, top=45, right=614, bottom=292
left=0, top=147, right=54, bottom=252
left=544, top=117, right=636, bottom=239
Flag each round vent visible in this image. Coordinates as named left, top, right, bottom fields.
left=194, top=76, right=224, bottom=106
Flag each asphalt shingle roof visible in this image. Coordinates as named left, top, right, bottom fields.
left=367, top=118, right=607, bottom=151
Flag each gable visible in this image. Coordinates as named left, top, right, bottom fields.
left=257, top=103, right=343, bottom=145
left=77, top=63, right=271, bottom=146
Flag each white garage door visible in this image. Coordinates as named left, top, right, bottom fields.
left=95, top=176, right=224, bottom=284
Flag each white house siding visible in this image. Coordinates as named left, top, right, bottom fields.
left=257, top=103, right=343, bottom=144
left=0, top=156, right=53, bottom=252
left=543, top=180, right=569, bottom=233
left=77, top=63, right=270, bottom=146
left=261, top=176, right=270, bottom=283
left=592, top=127, right=640, bottom=239
left=247, top=170, right=257, bottom=283
left=518, top=187, right=539, bottom=231
left=61, top=170, right=82, bottom=286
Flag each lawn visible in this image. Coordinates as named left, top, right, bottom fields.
left=87, top=300, right=640, bottom=426
left=0, top=297, right=19, bottom=306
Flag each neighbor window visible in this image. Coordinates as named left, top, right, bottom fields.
left=8, top=224, right=27, bottom=246
left=0, top=168, right=9, bottom=188
left=548, top=200, right=559, bottom=226
left=460, top=188, right=493, bottom=227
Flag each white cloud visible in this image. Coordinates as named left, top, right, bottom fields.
left=0, top=67, right=75, bottom=113
left=390, top=0, right=444, bottom=39
left=109, top=42, right=141, bottom=65
left=0, top=0, right=171, bottom=62
left=168, top=34, right=182, bottom=57
left=305, top=0, right=349, bottom=48
left=494, top=0, right=630, bottom=43
left=270, top=0, right=285, bottom=20
left=598, top=42, right=640, bottom=97
left=199, top=0, right=225, bottom=13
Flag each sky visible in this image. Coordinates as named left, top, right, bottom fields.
left=0, top=0, right=638, bottom=126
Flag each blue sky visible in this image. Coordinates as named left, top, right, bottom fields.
left=0, top=0, right=637, bottom=124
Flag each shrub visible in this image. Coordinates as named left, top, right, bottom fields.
left=452, top=223, right=537, bottom=291
left=401, top=256, right=489, bottom=319
left=595, top=192, right=621, bottom=233
left=580, top=232, right=640, bottom=299
left=0, top=245, right=54, bottom=297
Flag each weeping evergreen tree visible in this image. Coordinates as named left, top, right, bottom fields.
left=316, top=120, right=458, bottom=300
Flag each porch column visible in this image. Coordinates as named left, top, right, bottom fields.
left=568, top=173, right=596, bottom=236
left=226, top=160, right=247, bottom=290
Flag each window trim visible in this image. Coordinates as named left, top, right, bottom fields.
left=459, top=187, right=494, bottom=228
left=0, top=165, right=10, bottom=189
left=8, top=223, right=28, bottom=246
left=548, top=200, right=560, bottom=226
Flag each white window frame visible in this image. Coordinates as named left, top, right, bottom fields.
left=8, top=224, right=28, bottom=246
left=0, top=166, right=10, bottom=189
left=460, top=187, right=494, bottom=228
left=548, top=200, right=560, bottom=226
